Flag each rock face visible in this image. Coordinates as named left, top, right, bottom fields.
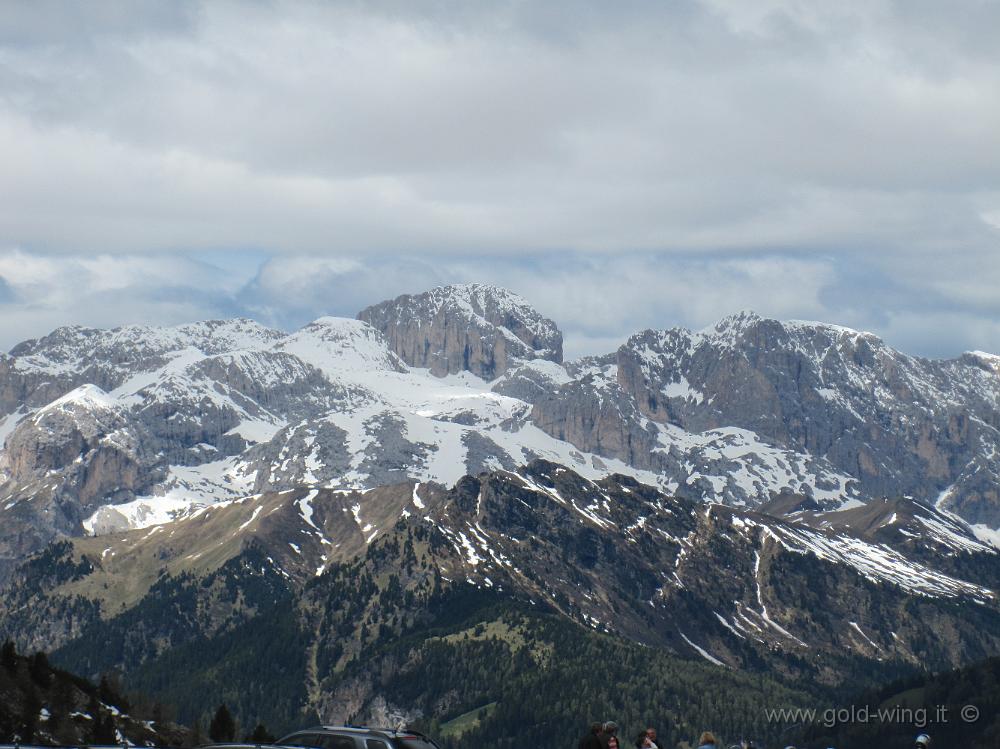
left=527, top=352, right=862, bottom=508
left=357, top=283, right=563, bottom=378
left=0, top=385, right=163, bottom=578
left=612, top=312, right=1000, bottom=525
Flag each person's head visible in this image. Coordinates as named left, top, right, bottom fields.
left=604, top=722, right=618, bottom=736
left=591, top=723, right=603, bottom=736
left=698, top=732, right=716, bottom=747
left=608, top=737, right=619, bottom=749
left=915, top=734, right=931, bottom=749
left=646, top=728, right=657, bottom=741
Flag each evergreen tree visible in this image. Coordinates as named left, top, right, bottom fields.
left=51, top=674, right=77, bottom=717
left=28, top=651, right=51, bottom=687
left=86, top=695, right=103, bottom=743
left=0, top=707, right=15, bottom=745
left=93, top=712, right=118, bottom=745
left=191, top=717, right=205, bottom=747
left=1, top=639, right=16, bottom=672
left=247, top=723, right=276, bottom=743
left=98, top=672, right=130, bottom=711
left=209, top=703, right=236, bottom=742
left=20, top=685, right=42, bottom=743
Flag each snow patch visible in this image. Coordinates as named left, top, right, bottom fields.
left=680, top=633, right=725, bottom=666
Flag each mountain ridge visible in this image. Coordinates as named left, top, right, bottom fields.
left=2, top=285, right=998, bottom=579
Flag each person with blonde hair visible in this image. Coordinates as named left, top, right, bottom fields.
left=696, top=732, right=716, bottom=749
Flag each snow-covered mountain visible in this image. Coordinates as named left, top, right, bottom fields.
left=0, top=284, right=998, bottom=579
left=614, top=311, right=1000, bottom=526
left=3, top=284, right=1000, bottom=734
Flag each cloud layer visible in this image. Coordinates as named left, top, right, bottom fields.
left=1, top=1, right=998, bottom=357
left=2, top=249, right=998, bottom=363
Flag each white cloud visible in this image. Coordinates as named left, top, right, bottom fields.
left=1, top=247, right=998, bottom=361
left=1, top=1, right=998, bottom=258
left=0, top=2, right=998, bottom=357
left=0, top=249, right=241, bottom=345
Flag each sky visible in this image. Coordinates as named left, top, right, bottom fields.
left=1, top=0, right=999, bottom=360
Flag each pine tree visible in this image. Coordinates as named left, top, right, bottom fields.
left=20, top=685, right=42, bottom=743
left=191, top=717, right=205, bottom=747
left=28, top=651, right=51, bottom=687
left=51, top=675, right=77, bottom=717
left=247, top=723, right=276, bottom=743
left=98, top=672, right=130, bottom=712
left=209, top=703, right=236, bottom=742
left=93, top=712, right=118, bottom=745
left=1, top=639, right=16, bottom=672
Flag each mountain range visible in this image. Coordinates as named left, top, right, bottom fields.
left=1, top=283, right=999, bottom=743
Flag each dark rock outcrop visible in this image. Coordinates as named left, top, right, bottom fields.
left=357, top=284, right=563, bottom=378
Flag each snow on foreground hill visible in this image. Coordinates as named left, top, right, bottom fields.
left=0, top=284, right=998, bottom=577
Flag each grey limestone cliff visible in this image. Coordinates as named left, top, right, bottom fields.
left=357, top=283, right=563, bottom=378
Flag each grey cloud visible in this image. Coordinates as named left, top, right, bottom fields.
left=0, top=275, right=15, bottom=303
left=0, top=1, right=197, bottom=46
left=233, top=250, right=1000, bottom=360
left=1, top=248, right=998, bottom=361
left=0, top=1, right=998, bottom=357
left=0, top=250, right=242, bottom=347
left=2, top=1, right=998, bottom=257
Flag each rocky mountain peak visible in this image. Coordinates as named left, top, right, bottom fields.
left=703, top=310, right=883, bottom=353
left=707, top=308, right=764, bottom=336
left=609, top=311, right=1000, bottom=526
left=965, top=350, right=1000, bottom=375
left=357, top=283, right=563, bottom=379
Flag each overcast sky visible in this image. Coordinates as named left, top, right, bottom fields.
left=1, top=0, right=999, bottom=359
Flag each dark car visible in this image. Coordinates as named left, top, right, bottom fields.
left=277, top=725, right=441, bottom=749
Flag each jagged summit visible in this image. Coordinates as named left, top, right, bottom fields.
left=619, top=311, right=883, bottom=365
left=699, top=309, right=878, bottom=344
left=3, top=288, right=1000, bottom=744
left=357, top=283, right=563, bottom=379
left=706, top=308, right=764, bottom=335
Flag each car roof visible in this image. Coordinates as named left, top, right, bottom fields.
left=283, top=727, right=433, bottom=740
